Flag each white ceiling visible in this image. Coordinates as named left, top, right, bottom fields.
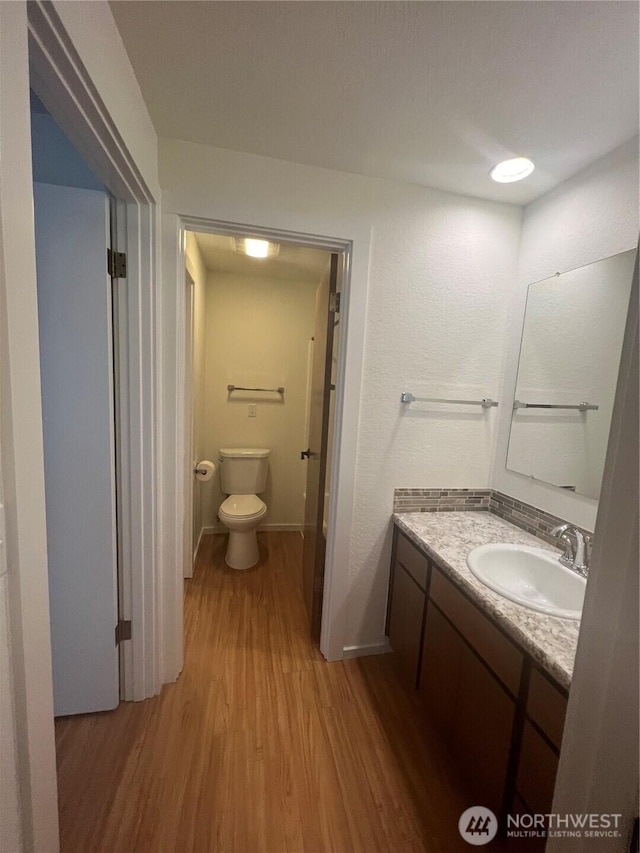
left=193, top=232, right=329, bottom=281
left=111, top=1, right=639, bottom=205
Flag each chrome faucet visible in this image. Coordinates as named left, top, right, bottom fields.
left=550, top=524, right=591, bottom=577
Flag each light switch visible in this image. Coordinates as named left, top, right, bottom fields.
left=248, top=404, right=257, bottom=418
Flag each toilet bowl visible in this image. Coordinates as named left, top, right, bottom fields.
left=218, top=494, right=267, bottom=569
left=217, top=448, right=270, bottom=570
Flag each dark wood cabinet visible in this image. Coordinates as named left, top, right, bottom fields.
left=418, top=603, right=462, bottom=734
left=386, top=530, right=430, bottom=688
left=387, top=524, right=569, bottom=825
left=419, top=573, right=519, bottom=815
left=387, top=563, right=427, bottom=687
left=526, top=667, right=567, bottom=750
left=516, top=722, right=560, bottom=815
left=429, top=567, right=523, bottom=694
left=515, top=667, right=567, bottom=815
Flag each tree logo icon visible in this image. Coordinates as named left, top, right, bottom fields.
left=458, top=806, right=498, bottom=845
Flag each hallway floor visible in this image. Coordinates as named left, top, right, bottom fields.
left=55, top=532, right=471, bottom=852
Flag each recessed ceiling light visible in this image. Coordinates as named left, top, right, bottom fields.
left=232, top=236, right=280, bottom=259
left=490, top=157, right=535, bottom=184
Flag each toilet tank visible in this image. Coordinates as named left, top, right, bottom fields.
left=219, top=448, right=270, bottom=494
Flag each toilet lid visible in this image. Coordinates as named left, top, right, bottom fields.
left=220, top=494, right=266, bottom=518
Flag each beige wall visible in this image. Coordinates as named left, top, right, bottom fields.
left=185, top=233, right=207, bottom=557
left=200, top=271, right=318, bottom=532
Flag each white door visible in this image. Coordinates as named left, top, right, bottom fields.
left=34, top=182, right=119, bottom=716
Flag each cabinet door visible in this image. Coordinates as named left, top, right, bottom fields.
left=388, top=564, right=426, bottom=688
left=418, top=603, right=464, bottom=739
left=516, top=722, right=559, bottom=815
left=420, top=603, right=516, bottom=815
left=454, top=639, right=516, bottom=814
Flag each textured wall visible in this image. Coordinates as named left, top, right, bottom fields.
left=161, top=139, right=522, bottom=650
left=494, top=138, right=639, bottom=531
left=51, top=0, right=159, bottom=197
left=200, top=271, right=317, bottom=531
left=349, top=185, right=521, bottom=644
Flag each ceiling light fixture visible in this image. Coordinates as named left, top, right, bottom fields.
left=232, top=236, right=280, bottom=259
left=490, top=157, right=535, bottom=184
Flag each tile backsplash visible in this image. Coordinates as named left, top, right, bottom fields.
left=393, top=487, right=593, bottom=541
left=393, top=488, right=491, bottom=513
left=488, top=491, right=593, bottom=545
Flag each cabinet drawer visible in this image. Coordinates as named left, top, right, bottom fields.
left=527, top=668, right=567, bottom=749
left=396, top=534, right=429, bottom=591
left=430, top=568, right=523, bottom=694
left=516, top=721, right=559, bottom=815
left=388, top=564, right=426, bottom=688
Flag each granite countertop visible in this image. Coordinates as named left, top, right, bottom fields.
left=393, top=511, right=580, bottom=690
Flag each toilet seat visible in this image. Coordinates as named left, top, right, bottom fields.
left=219, top=494, right=266, bottom=520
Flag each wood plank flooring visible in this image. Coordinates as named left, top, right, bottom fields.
left=55, top=533, right=472, bottom=853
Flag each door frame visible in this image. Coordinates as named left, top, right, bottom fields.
left=183, top=269, right=195, bottom=579
left=2, top=4, right=160, bottom=845
left=27, top=0, right=160, bottom=703
left=168, top=216, right=360, bottom=662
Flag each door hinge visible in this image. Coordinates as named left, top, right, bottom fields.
left=107, top=249, right=127, bottom=279
left=329, top=292, right=341, bottom=313
left=115, top=620, right=132, bottom=645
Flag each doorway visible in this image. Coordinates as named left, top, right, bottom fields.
left=182, top=225, right=346, bottom=644
left=31, top=93, right=122, bottom=716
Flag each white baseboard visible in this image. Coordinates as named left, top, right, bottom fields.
left=202, top=523, right=303, bottom=535
left=342, top=641, right=393, bottom=660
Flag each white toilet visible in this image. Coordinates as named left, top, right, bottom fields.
left=218, top=447, right=270, bottom=569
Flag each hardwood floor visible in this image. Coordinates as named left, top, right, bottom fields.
left=55, top=532, right=472, bottom=853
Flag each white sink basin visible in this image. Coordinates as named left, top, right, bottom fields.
left=466, top=543, right=585, bottom=620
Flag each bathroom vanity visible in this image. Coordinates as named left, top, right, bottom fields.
left=386, top=511, right=579, bottom=825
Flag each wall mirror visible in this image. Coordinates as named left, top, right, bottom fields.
left=507, top=248, right=636, bottom=501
